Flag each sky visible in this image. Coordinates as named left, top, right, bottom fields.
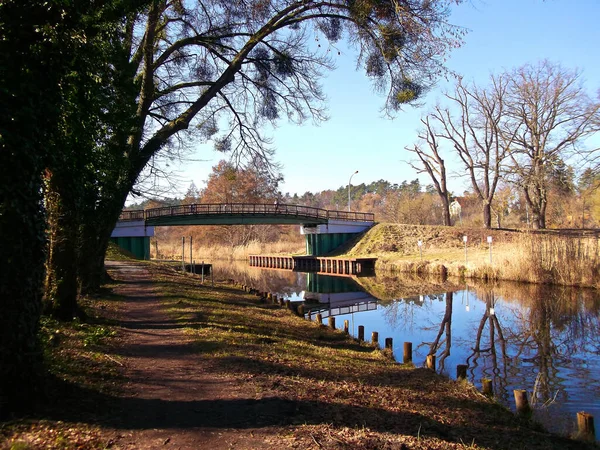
left=169, top=0, right=600, bottom=199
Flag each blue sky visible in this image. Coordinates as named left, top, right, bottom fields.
left=174, top=0, right=600, bottom=198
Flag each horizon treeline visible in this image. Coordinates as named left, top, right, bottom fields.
left=127, top=165, right=600, bottom=230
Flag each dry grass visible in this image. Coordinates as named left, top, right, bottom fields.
left=153, top=239, right=304, bottom=261
left=343, top=224, right=600, bottom=288
left=140, top=262, right=593, bottom=449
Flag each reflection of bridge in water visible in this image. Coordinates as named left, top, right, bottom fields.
left=302, top=273, right=377, bottom=318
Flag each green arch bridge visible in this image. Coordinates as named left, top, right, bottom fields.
left=112, top=203, right=375, bottom=259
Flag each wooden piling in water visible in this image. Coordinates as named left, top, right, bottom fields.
left=403, top=342, right=413, bottom=364
left=315, top=313, right=323, bottom=325
left=457, top=364, right=468, bottom=380
left=385, top=337, right=393, bottom=350
left=371, top=331, right=379, bottom=347
left=482, top=378, right=493, bottom=397
left=577, top=412, right=596, bottom=441
left=328, top=317, right=335, bottom=329
left=513, top=390, right=530, bottom=415
left=358, top=325, right=364, bottom=342
left=426, top=354, right=436, bottom=371
left=343, top=320, right=349, bottom=334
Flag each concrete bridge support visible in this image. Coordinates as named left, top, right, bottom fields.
left=301, top=220, right=373, bottom=256
left=110, top=220, right=154, bottom=260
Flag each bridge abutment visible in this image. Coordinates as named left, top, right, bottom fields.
left=301, top=220, right=373, bottom=256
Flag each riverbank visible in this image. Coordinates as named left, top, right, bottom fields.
left=341, top=223, right=600, bottom=289
left=2, top=254, right=596, bottom=449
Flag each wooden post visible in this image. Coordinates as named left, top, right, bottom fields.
left=315, top=313, right=322, bottom=325
left=211, top=265, right=214, bottom=286
left=201, top=261, right=204, bottom=283
left=358, top=325, right=364, bottom=342
left=482, top=378, right=493, bottom=397
left=403, top=342, right=413, bottom=364
left=343, top=320, right=349, bottom=334
left=297, top=304, right=305, bottom=317
left=328, top=317, right=335, bottom=329
left=577, top=412, right=596, bottom=441
left=385, top=337, right=393, bottom=350
left=371, top=331, right=379, bottom=347
left=181, top=237, right=185, bottom=272
left=189, top=236, right=192, bottom=269
left=279, top=298, right=284, bottom=306
left=457, top=364, right=468, bottom=380
left=513, top=389, right=530, bottom=415
left=285, top=299, right=291, bottom=310
left=426, top=354, right=436, bottom=371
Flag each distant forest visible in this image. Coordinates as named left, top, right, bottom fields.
left=128, top=160, right=600, bottom=232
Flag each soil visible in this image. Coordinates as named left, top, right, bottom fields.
left=101, top=261, right=285, bottom=449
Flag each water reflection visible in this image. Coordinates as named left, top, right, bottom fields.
left=211, top=260, right=600, bottom=438
left=303, top=273, right=378, bottom=318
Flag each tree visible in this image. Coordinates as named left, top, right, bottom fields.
left=0, top=0, right=149, bottom=414
left=72, top=0, right=465, bottom=290
left=406, top=116, right=452, bottom=225
left=503, top=60, right=600, bottom=229
left=427, top=75, right=514, bottom=228
left=199, top=160, right=280, bottom=245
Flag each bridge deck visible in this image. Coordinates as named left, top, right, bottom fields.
left=120, top=203, right=374, bottom=226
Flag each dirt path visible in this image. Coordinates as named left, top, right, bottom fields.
left=103, top=261, right=283, bottom=449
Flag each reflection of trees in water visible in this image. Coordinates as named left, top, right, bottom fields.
left=425, top=292, right=453, bottom=373
left=381, top=293, right=445, bottom=334
left=464, top=289, right=510, bottom=404
left=502, top=286, right=600, bottom=409
left=462, top=284, right=600, bottom=419
left=213, top=260, right=306, bottom=298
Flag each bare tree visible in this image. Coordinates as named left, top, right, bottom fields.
left=502, top=60, right=600, bottom=229
left=406, top=116, right=452, bottom=225
left=75, top=0, right=467, bottom=290
left=429, top=75, right=515, bottom=228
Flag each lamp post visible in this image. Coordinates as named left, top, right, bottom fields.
left=348, top=170, right=358, bottom=212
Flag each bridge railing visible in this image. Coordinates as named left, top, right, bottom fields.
left=120, top=203, right=374, bottom=222
left=119, top=210, right=145, bottom=221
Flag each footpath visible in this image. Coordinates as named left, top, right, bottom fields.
left=87, top=261, right=600, bottom=449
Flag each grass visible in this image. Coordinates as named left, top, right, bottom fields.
left=153, top=238, right=305, bottom=261
left=0, top=282, right=124, bottom=449
left=143, top=262, right=595, bottom=449
left=340, top=223, right=600, bottom=289
left=3, top=244, right=597, bottom=449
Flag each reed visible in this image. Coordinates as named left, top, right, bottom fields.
left=493, top=233, right=600, bottom=288
left=380, top=232, right=600, bottom=288
left=152, top=239, right=304, bottom=261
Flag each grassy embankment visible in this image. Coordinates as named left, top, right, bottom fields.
left=2, top=244, right=597, bottom=449
left=155, top=223, right=600, bottom=289
left=339, top=223, right=600, bottom=289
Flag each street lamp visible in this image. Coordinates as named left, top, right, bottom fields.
left=348, top=170, right=358, bottom=212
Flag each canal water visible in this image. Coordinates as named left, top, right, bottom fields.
left=210, top=260, right=600, bottom=438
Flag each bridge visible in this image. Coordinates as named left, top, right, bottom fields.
left=112, top=203, right=375, bottom=259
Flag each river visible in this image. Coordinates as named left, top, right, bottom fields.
left=207, top=259, right=600, bottom=439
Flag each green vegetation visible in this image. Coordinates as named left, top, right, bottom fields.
left=2, top=252, right=596, bottom=448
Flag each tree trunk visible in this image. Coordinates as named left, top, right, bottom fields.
left=441, top=194, right=451, bottom=226
left=0, top=167, right=45, bottom=417
left=482, top=202, right=492, bottom=229
left=44, top=172, right=79, bottom=320
left=78, top=180, right=132, bottom=294
left=79, top=215, right=118, bottom=294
